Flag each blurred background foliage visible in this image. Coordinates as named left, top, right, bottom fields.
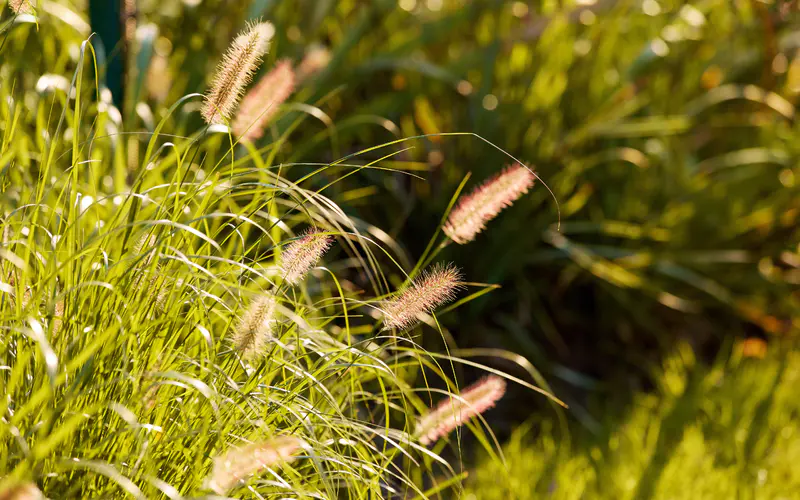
left=124, top=0, right=800, bottom=423
left=3, top=0, right=800, bottom=492
left=465, top=340, right=800, bottom=499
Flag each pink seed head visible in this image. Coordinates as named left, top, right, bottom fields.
left=296, top=45, right=331, bottom=82
left=382, top=263, right=462, bottom=331
left=9, top=0, right=34, bottom=14
left=207, top=436, right=304, bottom=494
left=444, top=164, right=536, bottom=245
left=417, top=375, right=507, bottom=446
left=280, top=228, right=333, bottom=285
left=232, top=59, right=296, bottom=141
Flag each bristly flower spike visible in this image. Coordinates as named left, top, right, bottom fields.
left=9, top=0, right=34, bottom=14
left=0, top=481, right=45, bottom=500
left=382, top=263, right=462, bottom=331
left=444, top=164, right=536, bottom=245
left=206, top=436, right=304, bottom=494
left=417, top=375, right=507, bottom=446
left=201, top=21, right=274, bottom=124
left=296, top=45, right=331, bottom=82
left=232, top=59, right=296, bottom=141
left=280, top=228, right=334, bottom=285
left=232, top=294, right=277, bottom=360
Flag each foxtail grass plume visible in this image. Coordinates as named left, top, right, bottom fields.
left=207, top=436, right=304, bottom=494
left=382, top=263, right=462, bottom=331
left=0, top=481, right=44, bottom=500
left=417, top=375, right=507, bottom=446
left=233, top=294, right=277, bottom=360
left=232, top=59, right=296, bottom=141
left=296, top=45, right=331, bottom=82
left=201, top=21, right=273, bottom=124
left=9, top=0, right=33, bottom=14
left=280, top=228, right=333, bottom=285
left=444, top=164, right=536, bottom=244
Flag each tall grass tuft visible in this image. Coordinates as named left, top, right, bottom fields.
left=0, top=10, right=561, bottom=496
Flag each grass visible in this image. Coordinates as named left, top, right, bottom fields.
left=2, top=0, right=799, bottom=498
left=0, top=4, right=562, bottom=498
left=465, top=339, right=800, bottom=499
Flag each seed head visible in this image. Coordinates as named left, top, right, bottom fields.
left=417, top=375, right=507, bottom=446
left=296, top=45, right=331, bottom=82
left=51, top=300, right=64, bottom=335
left=280, top=228, right=333, bottom=285
left=382, top=263, right=462, bottom=331
left=233, top=294, right=277, bottom=361
left=201, top=21, right=273, bottom=124
left=444, top=164, right=536, bottom=244
left=207, top=436, right=304, bottom=494
left=0, top=482, right=44, bottom=500
left=9, top=0, right=34, bottom=14
left=232, top=59, right=296, bottom=141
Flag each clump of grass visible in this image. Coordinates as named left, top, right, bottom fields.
left=465, top=342, right=800, bottom=499
left=0, top=14, right=559, bottom=499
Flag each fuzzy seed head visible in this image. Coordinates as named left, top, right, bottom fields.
left=207, top=436, right=304, bottom=494
left=51, top=300, right=64, bottom=335
left=417, top=375, right=507, bottom=446
left=201, top=21, right=274, bottom=124
left=9, top=0, right=33, bottom=14
left=382, top=263, right=462, bottom=331
left=232, top=59, right=296, bottom=141
left=296, top=45, right=331, bottom=82
left=280, top=228, right=333, bottom=285
left=233, top=294, right=277, bottom=360
left=0, top=482, right=44, bottom=500
left=444, top=164, right=536, bottom=244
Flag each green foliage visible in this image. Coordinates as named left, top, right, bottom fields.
left=2, top=0, right=800, bottom=497
left=465, top=342, right=800, bottom=499
left=120, top=0, right=800, bottom=395
left=0, top=2, right=565, bottom=498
